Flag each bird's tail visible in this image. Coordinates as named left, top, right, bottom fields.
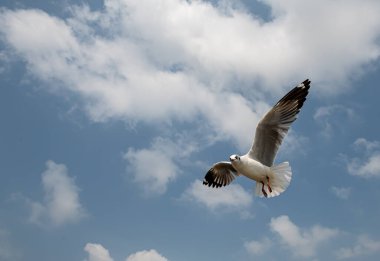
left=255, top=162, right=292, bottom=198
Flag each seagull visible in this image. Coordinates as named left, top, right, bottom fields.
left=203, top=79, right=311, bottom=198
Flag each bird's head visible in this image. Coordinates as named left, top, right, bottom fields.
left=229, top=154, right=240, bottom=163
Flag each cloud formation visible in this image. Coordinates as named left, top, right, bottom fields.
left=314, top=104, right=356, bottom=138
left=124, top=142, right=179, bottom=195
left=124, top=135, right=202, bottom=195
left=244, top=237, right=272, bottom=256
left=28, top=160, right=86, bottom=226
left=84, top=243, right=114, bottom=261
left=336, top=235, right=380, bottom=259
left=330, top=186, right=351, bottom=200
left=346, top=138, right=380, bottom=178
left=183, top=180, right=253, bottom=218
left=244, top=215, right=341, bottom=258
left=269, top=215, right=339, bottom=258
left=84, top=243, right=168, bottom=261
left=0, top=3, right=264, bottom=150
left=126, top=249, right=168, bottom=261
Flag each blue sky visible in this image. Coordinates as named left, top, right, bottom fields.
left=1, top=0, right=380, bottom=260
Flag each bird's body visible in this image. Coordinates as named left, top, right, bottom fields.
left=203, top=79, right=310, bottom=198
left=231, top=155, right=271, bottom=183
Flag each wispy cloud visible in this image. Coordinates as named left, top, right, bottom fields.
left=0, top=50, right=12, bottom=74
left=244, top=237, right=272, bottom=256
left=244, top=215, right=340, bottom=258
left=314, top=105, right=355, bottom=138
left=269, top=215, right=339, bottom=258
left=182, top=180, right=253, bottom=218
left=276, top=130, right=309, bottom=161
left=27, top=160, right=86, bottom=226
left=336, top=235, right=380, bottom=259
left=344, top=138, right=380, bottom=178
left=348, top=154, right=380, bottom=178
left=84, top=243, right=168, bottom=261
left=330, top=186, right=351, bottom=200
left=354, top=138, right=380, bottom=151
left=0, top=228, right=17, bottom=261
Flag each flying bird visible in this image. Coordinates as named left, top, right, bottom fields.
left=203, top=79, right=311, bottom=198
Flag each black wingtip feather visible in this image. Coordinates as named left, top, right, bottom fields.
left=203, top=169, right=223, bottom=188
left=302, top=79, right=311, bottom=89
left=203, top=168, right=229, bottom=188
left=277, top=79, right=311, bottom=107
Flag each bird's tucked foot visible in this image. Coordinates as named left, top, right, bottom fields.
left=261, top=181, right=268, bottom=198
left=266, top=176, right=272, bottom=193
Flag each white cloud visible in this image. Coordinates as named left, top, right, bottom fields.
left=182, top=180, right=253, bottom=218
left=330, top=186, right=351, bottom=200
left=111, top=0, right=380, bottom=92
left=336, top=235, right=380, bottom=259
left=125, top=249, right=168, bottom=261
left=0, top=4, right=263, bottom=151
left=28, top=160, right=86, bottom=226
left=0, top=50, right=11, bottom=74
left=270, top=215, right=339, bottom=258
left=83, top=243, right=168, bottom=261
left=244, top=237, right=272, bottom=256
left=246, top=216, right=380, bottom=260
left=347, top=154, right=380, bottom=178
left=124, top=144, right=179, bottom=196
left=345, top=138, right=380, bottom=178
left=84, top=243, right=114, bottom=261
left=123, top=136, right=201, bottom=195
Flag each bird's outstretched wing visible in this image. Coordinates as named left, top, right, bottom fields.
left=203, top=161, right=238, bottom=188
left=248, top=79, right=311, bottom=166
